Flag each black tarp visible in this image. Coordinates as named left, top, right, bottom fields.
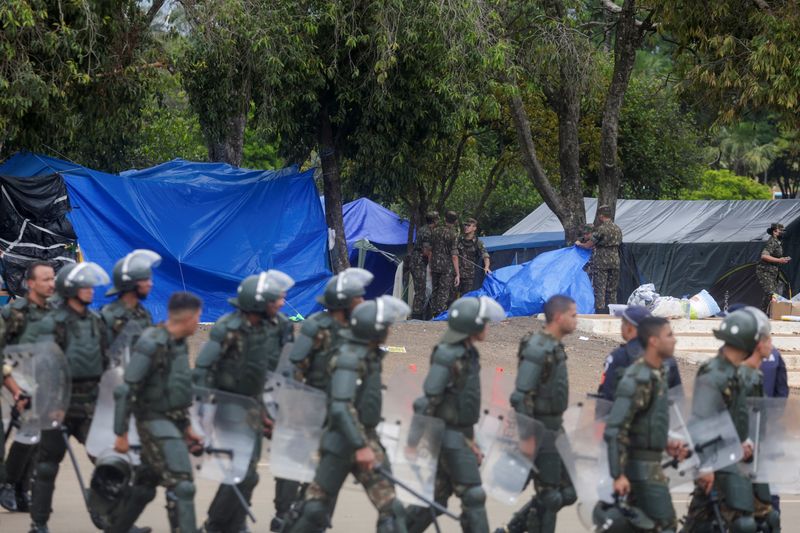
left=0, top=174, right=77, bottom=296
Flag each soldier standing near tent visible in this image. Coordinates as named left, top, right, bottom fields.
left=0, top=260, right=55, bottom=512
left=429, top=211, right=460, bottom=317
left=101, top=250, right=160, bottom=343
left=457, top=218, right=490, bottom=295
left=756, top=223, right=790, bottom=313
left=576, top=205, right=623, bottom=314
left=410, top=212, right=438, bottom=319
left=500, top=295, right=577, bottom=533
left=24, top=262, right=111, bottom=533
left=193, top=271, right=295, bottom=533
left=111, top=292, right=203, bottom=533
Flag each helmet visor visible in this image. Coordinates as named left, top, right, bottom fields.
left=262, top=270, right=295, bottom=294
left=375, top=295, right=410, bottom=325
left=337, top=268, right=375, bottom=293
left=125, top=249, right=162, bottom=273
left=477, top=296, right=505, bottom=324
left=67, top=262, right=110, bottom=287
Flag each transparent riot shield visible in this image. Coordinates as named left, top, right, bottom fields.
left=744, top=397, right=800, bottom=491
left=190, top=388, right=261, bottom=485
left=268, top=379, right=327, bottom=483
left=85, top=366, right=141, bottom=461
left=475, top=366, right=515, bottom=453
left=661, top=386, right=700, bottom=492
left=481, top=410, right=545, bottom=505
left=562, top=395, right=613, bottom=435
left=107, top=321, right=144, bottom=368
left=378, top=412, right=445, bottom=506
left=3, top=341, right=70, bottom=444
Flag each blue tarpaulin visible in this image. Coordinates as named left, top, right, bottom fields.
left=0, top=153, right=331, bottom=321
left=435, top=246, right=594, bottom=319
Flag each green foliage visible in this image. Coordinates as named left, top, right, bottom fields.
left=679, top=169, right=772, bottom=201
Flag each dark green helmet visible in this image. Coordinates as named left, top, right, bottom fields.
left=350, top=295, right=410, bottom=342
left=55, top=262, right=110, bottom=299
left=228, top=270, right=295, bottom=312
left=713, top=308, right=763, bottom=353
left=106, top=249, right=162, bottom=296
left=317, top=268, right=374, bottom=310
left=88, top=452, right=133, bottom=527
left=441, top=296, right=505, bottom=344
left=592, top=500, right=655, bottom=532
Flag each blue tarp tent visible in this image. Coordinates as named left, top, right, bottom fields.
left=436, top=246, right=594, bottom=319
left=0, top=153, right=331, bottom=321
left=482, top=231, right=566, bottom=269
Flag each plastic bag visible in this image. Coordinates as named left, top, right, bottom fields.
left=627, top=283, right=660, bottom=308
left=689, top=290, right=721, bottom=319
left=651, top=297, right=684, bottom=318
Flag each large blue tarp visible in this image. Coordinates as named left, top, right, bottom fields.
left=482, top=232, right=565, bottom=252
left=436, top=246, right=595, bottom=319
left=0, top=153, right=330, bottom=321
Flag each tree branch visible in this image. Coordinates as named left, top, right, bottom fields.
left=752, top=0, right=771, bottom=12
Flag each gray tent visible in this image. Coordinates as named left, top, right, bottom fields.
left=505, top=198, right=800, bottom=302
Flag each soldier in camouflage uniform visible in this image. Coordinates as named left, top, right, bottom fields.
left=410, top=212, right=438, bottom=319
left=24, top=262, right=111, bottom=533
left=576, top=205, right=623, bottom=314
left=406, top=296, right=505, bottom=533
left=756, top=223, right=790, bottom=313
left=111, top=292, right=204, bottom=533
left=284, top=296, right=410, bottom=533
left=501, top=295, right=577, bottom=533
left=457, top=218, right=490, bottom=295
left=600, top=317, right=687, bottom=532
left=0, top=260, right=55, bottom=512
left=101, top=250, right=160, bottom=344
left=193, top=271, right=295, bottom=533
left=737, top=306, right=781, bottom=532
left=429, top=211, right=460, bottom=317
left=683, top=309, right=760, bottom=533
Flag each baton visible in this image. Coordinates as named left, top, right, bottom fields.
left=202, top=446, right=257, bottom=523
left=375, top=465, right=459, bottom=521
left=709, top=489, right=729, bottom=533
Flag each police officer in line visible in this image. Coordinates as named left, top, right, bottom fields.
left=597, top=306, right=681, bottom=401
left=193, top=271, right=295, bottom=533
left=101, top=250, right=160, bottom=343
left=112, top=292, right=204, bottom=533
left=502, top=295, right=577, bottom=533
left=25, top=262, right=111, bottom=533
left=1, top=260, right=56, bottom=512
left=284, top=296, right=410, bottom=533
left=406, top=296, right=505, bottom=533
left=599, top=316, right=688, bottom=533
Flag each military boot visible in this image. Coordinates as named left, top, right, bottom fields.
left=0, top=483, right=17, bottom=511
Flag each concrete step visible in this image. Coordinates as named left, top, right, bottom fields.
left=569, top=315, right=800, bottom=337
left=675, top=333, right=800, bottom=353
left=681, top=350, right=800, bottom=370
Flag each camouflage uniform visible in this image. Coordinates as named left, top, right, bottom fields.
left=508, top=331, right=574, bottom=533
left=290, top=311, right=345, bottom=391
left=684, top=351, right=754, bottom=533
left=111, top=325, right=197, bottom=533
left=100, top=298, right=153, bottom=342
left=285, top=330, right=406, bottom=533
left=193, top=309, right=293, bottom=533
left=589, top=220, right=623, bottom=312
left=430, top=224, right=458, bottom=317
left=603, top=360, right=676, bottom=531
left=756, top=236, right=782, bottom=312
left=458, top=235, right=488, bottom=295
left=410, top=224, right=434, bottom=319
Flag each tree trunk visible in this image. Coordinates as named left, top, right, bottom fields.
left=555, top=87, right=588, bottom=244
left=597, top=0, right=641, bottom=221
left=319, top=107, right=350, bottom=273
left=207, top=111, right=247, bottom=166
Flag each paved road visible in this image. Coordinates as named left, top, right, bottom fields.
left=2, top=445, right=799, bottom=532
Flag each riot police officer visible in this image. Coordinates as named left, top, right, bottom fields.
left=111, top=292, right=204, bottom=533
left=284, top=296, right=410, bottom=533
left=25, top=262, right=111, bottom=533
left=406, top=296, right=505, bottom=533
left=193, top=271, right=295, bottom=533
left=101, top=250, right=160, bottom=342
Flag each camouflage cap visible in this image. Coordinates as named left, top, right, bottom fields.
left=769, top=223, right=785, bottom=234
left=464, top=217, right=477, bottom=226
left=597, top=205, right=612, bottom=218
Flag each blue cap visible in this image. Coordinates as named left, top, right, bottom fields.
left=622, top=305, right=651, bottom=327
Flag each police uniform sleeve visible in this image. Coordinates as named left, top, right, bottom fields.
left=328, top=348, right=368, bottom=449
left=114, top=330, right=156, bottom=436
left=598, top=349, right=625, bottom=401
left=192, top=320, right=226, bottom=388
left=603, top=365, right=649, bottom=479
left=775, top=353, right=789, bottom=398
left=666, top=358, right=682, bottom=389
left=510, top=336, right=551, bottom=416
left=415, top=344, right=459, bottom=416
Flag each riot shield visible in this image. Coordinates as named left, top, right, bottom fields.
left=107, top=321, right=144, bottom=368
left=475, top=366, right=515, bottom=453
left=273, top=341, right=295, bottom=378
left=85, top=366, right=141, bottom=461
left=190, top=388, right=261, bottom=485
left=744, top=397, right=800, bottom=491
left=481, top=409, right=545, bottom=505
left=378, top=413, right=444, bottom=506
left=562, top=395, right=613, bottom=435
left=3, top=341, right=70, bottom=444
left=268, top=379, right=327, bottom=483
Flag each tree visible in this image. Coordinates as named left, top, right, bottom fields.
left=679, top=169, right=772, bottom=201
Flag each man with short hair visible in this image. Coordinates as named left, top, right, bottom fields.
left=757, top=223, right=790, bottom=313
left=410, top=212, right=438, bottom=319
left=112, top=292, right=204, bottom=533
left=598, top=306, right=681, bottom=401
left=576, top=205, right=623, bottom=314
left=457, top=218, right=490, bottom=295
left=429, top=211, right=460, bottom=317
left=101, top=250, right=160, bottom=343
left=503, top=295, right=577, bottom=533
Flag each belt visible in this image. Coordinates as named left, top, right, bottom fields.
left=629, top=449, right=662, bottom=461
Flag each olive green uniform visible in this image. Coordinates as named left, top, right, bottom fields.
left=756, top=236, right=783, bottom=313
left=112, top=325, right=196, bottom=533
left=289, top=310, right=345, bottom=391
left=604, top=360, right=676, bottom=531
left=406, top=340, right=489, bottom=533
left=411, top=225, right=434, bottom=319
left=101, top=299, right=153, bottom=342
left=26, top=302, right=109, bottom=527
left=684, top=351, right=756, bottom=533
left=457, top=235, right=488, bottom=295
left=193, top=310, right=293, bottom=533
left=285, top=331, right=405, bottom=533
